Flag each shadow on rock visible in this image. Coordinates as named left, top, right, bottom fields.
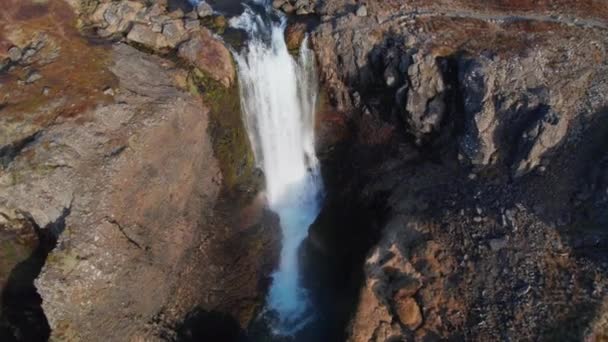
left=174, top=308, right=248, bottom=342
left=0, top=207, right=69, bottom=342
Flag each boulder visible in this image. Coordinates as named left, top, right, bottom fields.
left=394, top=297, right=423, bottom=330
left=126, top=23, right=170, bottom=50
left=178, top=29, right=235, bottom=87
left=162, top=19, right=188, bottom=47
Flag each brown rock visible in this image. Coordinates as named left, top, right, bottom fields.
left=126, top=23, right=170, bottom=50
left=285, top=22, right=307, bottom=51
left=178, top=28, right=235, bottom=87
left=394, top=277, right=422, bottom=298
left=162, top=19, right=188, bottom=48
left=394, top=297, right=423, bottom=330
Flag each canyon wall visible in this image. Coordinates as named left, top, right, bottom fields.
left=308, top=0, right=608, bottom=340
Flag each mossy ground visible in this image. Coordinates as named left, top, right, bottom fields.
left=188, top=67, right=260, bottom=198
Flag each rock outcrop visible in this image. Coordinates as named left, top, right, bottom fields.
left=1, top=1, right=276, bottom=340
left=178, top=29, right=235, bottom=88
left=310, top=0, right=608, bottom=340
left=86, top=0, right=235, bottom=88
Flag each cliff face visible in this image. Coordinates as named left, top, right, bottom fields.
left=0, top=1, right=277, bottom=340
left=309, top=0, right=608, bottom=340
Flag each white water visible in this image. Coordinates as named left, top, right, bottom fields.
left=231, top=2, right=323, bottom=335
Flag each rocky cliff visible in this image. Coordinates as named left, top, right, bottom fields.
left=1, top=1, right=277, bottom=341
left=308, top=0, right=608, bottom=341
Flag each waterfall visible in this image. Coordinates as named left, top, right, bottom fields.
left=231, top=2, right=323, bottom=335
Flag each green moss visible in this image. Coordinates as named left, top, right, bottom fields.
left=200, top=15, right=228, bottom=35
left=46, top=248, right=79, bottom=276
left=51, top=319, right=81, bottom=342
left=189, top=68, right=259, bottom=194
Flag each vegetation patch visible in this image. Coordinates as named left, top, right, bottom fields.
left=189, top=67, right=260, bottom=196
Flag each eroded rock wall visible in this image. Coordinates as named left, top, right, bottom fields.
left=308, top=0, right=608, bottom=340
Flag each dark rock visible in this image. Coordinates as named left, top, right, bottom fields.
left=512, top=107, right=567, bottom=177
left=383, top=65, right=399, bottom=88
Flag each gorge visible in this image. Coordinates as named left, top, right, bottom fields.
left=1, top=0, right=608, bottom=341
left=231, top=1, right=323, bottom=334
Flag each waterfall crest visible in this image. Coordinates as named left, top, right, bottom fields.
left=231, top=3, right=323, bottom=335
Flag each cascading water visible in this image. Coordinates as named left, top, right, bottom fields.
left=230, top=1, right=323, bottom=335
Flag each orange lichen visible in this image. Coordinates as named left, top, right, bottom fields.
left=0, top=0, right=117, bottom=129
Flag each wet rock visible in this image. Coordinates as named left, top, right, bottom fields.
left=285, top=22, right=306, bottom=51
left=178, top=29, right=235, bottom=87
left=197, top=1, right=213, bottom=18
left=213, top=15, right=228, bottom=31
left=394, top=297, right=423, bottom=330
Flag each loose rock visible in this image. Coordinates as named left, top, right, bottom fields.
left=356, top=5, right=368, bottom=17
left=394, top=297, right=423, bottom=330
